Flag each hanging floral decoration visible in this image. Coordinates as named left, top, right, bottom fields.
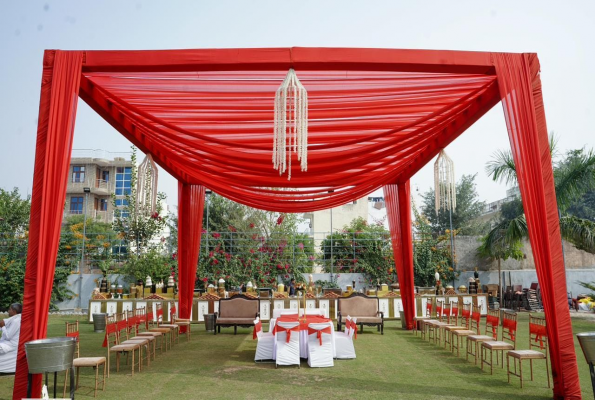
left=137, top=154, right=159, bottom=215
left=273, top=68, right=308, bottom=180
left=434, top=150, right=456, bottom=213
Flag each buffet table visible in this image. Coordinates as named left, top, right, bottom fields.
left=87, top=293, right=489, bottom=323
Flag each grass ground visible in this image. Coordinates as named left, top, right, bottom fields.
left=0, top=313, right=593, bottom=399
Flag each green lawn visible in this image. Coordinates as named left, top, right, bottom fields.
left=0, top=313, right=593, bottom=399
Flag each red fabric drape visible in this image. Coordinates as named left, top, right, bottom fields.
left=384, top=182, right=415, bottom=330
left=14, top=50, right=82, bottom=400
left=494, top=53, right=580, bottom=400
left=78, top=67, right=499, bottom=212
left=177, top=183, right=205, bottom=333
left=19, top=47, right=579, bottom=399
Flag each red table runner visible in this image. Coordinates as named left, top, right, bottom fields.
left=273, top=315, right=331, bottom=333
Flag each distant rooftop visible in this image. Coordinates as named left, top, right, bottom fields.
left=71, top=149, right=131, bottom=161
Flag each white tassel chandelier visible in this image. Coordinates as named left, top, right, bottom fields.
left=434, top=150, right=456, bottom=213
left=137, top=154, right=159, bottom=214
left=273, top=68, right=308, bottom=180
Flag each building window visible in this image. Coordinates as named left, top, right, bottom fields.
left=100, top=199, right=108, bottom=211
left=115, top=167, right=132, bottom=196
left=70, top=197, right=84, bottom=214
left=101, top=170, right=109, bottom=182
left=72, top=166, right=85, bottom=183
left=114, top=199, right=129, bottom=207
left=114, top=167, right=132, bottom=219
left=113, top=209, right=130, bottom=219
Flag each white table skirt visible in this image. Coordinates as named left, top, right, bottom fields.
left=270, top=319, right=336, bottom=359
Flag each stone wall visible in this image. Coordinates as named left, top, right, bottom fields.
left=456, top=236, right=595, bottom=271
left=454, top=235, right=595, bottom=296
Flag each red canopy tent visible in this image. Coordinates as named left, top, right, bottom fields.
left=15, top=47, right=580, bottom=399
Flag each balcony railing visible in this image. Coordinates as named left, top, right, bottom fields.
left=94, top=179, right=111, bottom=192
left=93, top=210, right=109, bottom=223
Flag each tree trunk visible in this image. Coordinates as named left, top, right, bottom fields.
left=498, top=258, right=502, bottom=306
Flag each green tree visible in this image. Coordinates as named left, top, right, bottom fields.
left=59, top=215, right=120, bottom=272
left=483, top=140, right=595, bottom=255
left=477, top=232, right=524, bottom=300
left=0, top=188, right=30, bottom=236
left=420, top=174, right=488, bottom=236
left=112, top=147, right=168, bottom=254
left=412, top=204, right=457, bottom=286
left=0, top=188, right=72, bottom=310
left=320, top=217, right=394, bottom=286
left=566, top=190, right=595, bottom=221
left=200, top=192, right=311, bottom=282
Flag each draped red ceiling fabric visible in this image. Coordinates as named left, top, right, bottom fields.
left=78, top=56, right=499, bottom=212
left=13, top=50, right=83, bottom=400
left=384, top=182, right=415, bottom=329
left=177, top=183, right=205, bottom=332
left=494, top=53, right=580, bottom=400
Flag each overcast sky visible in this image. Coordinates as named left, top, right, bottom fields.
left=1, top=1, right=594, bottom=210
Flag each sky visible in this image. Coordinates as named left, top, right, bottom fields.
left=1, top=0, right=594, bottom=210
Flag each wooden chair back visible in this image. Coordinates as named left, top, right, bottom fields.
left=485, top=309, right=500, bottom=339
left=436, top=301, right=444, bottom=322
left=115, top=312, right=129, bottom=341
left=169, top=302, right=177, bottom=321
left=461, top=303, right=471, bottom=329
left=134, top=307, right=146, bottom=333
left=65, top=321, right=80, bottom=358
left=501, top=311, right=518, bottom=347
left=425, top=299, right=433, bottom=317
left=126, top=310, right=136, bottom=336
left=471, top=305, right=482, bottom=333
left=529, top=314, right=548, bottom=353
left=155, top=303, right=165, bottom=324
left=449, top=300, right=459, bottom=325
left=105, top=315, right=120, bottom=347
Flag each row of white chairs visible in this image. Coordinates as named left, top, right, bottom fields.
left=254, top=315, right=357, bottom=367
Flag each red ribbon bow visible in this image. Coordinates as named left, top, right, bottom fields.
left=308, top=326, right=332, bottom=346
left=253, top=321, right=262, bottom=340
left=530, top=323, right=547, bottom=349
left=66, top=331, right=79, bottom=342
left=102, top=322, right=118, bottom=348
left=487, top=315, right=499, bottom=339
left=503, top=318, right=517, bottom=342
left=349, top=319, right=357, bottom=339
left=274, top=325, right=300, bottom=343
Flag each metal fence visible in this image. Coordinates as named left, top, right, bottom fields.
left=0, top=230, right=393, bottom=274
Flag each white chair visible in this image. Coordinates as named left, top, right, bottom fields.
left=304, top=308, right=324, bottom=317
left=275, top=321, right=300, bottom=368
left=307, top=322, right=334, bottom=368
left=334, top=317, right=356, bottom=359
left=253, top=318, right=275, bottom=362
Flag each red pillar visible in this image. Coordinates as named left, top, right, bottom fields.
left=384, top=182, right=415, bottom=329
left=177, top=183, right=205, bottom=330
left=494, top=53, right=580, bottom=399
left=13, top=50, right=83, bottom=400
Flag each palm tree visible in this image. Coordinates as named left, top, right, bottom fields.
left=481, top=137, right=595, bottom=273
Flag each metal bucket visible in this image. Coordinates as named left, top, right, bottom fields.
left=204, top=314, right=215, bottom=332
left=399, top=311, right=407, bottom=329
left=577, top=332, right=595, bottom=364
left=25, top=337, right=76, bottom=374
left=93, top=313, right=107, bottom=332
